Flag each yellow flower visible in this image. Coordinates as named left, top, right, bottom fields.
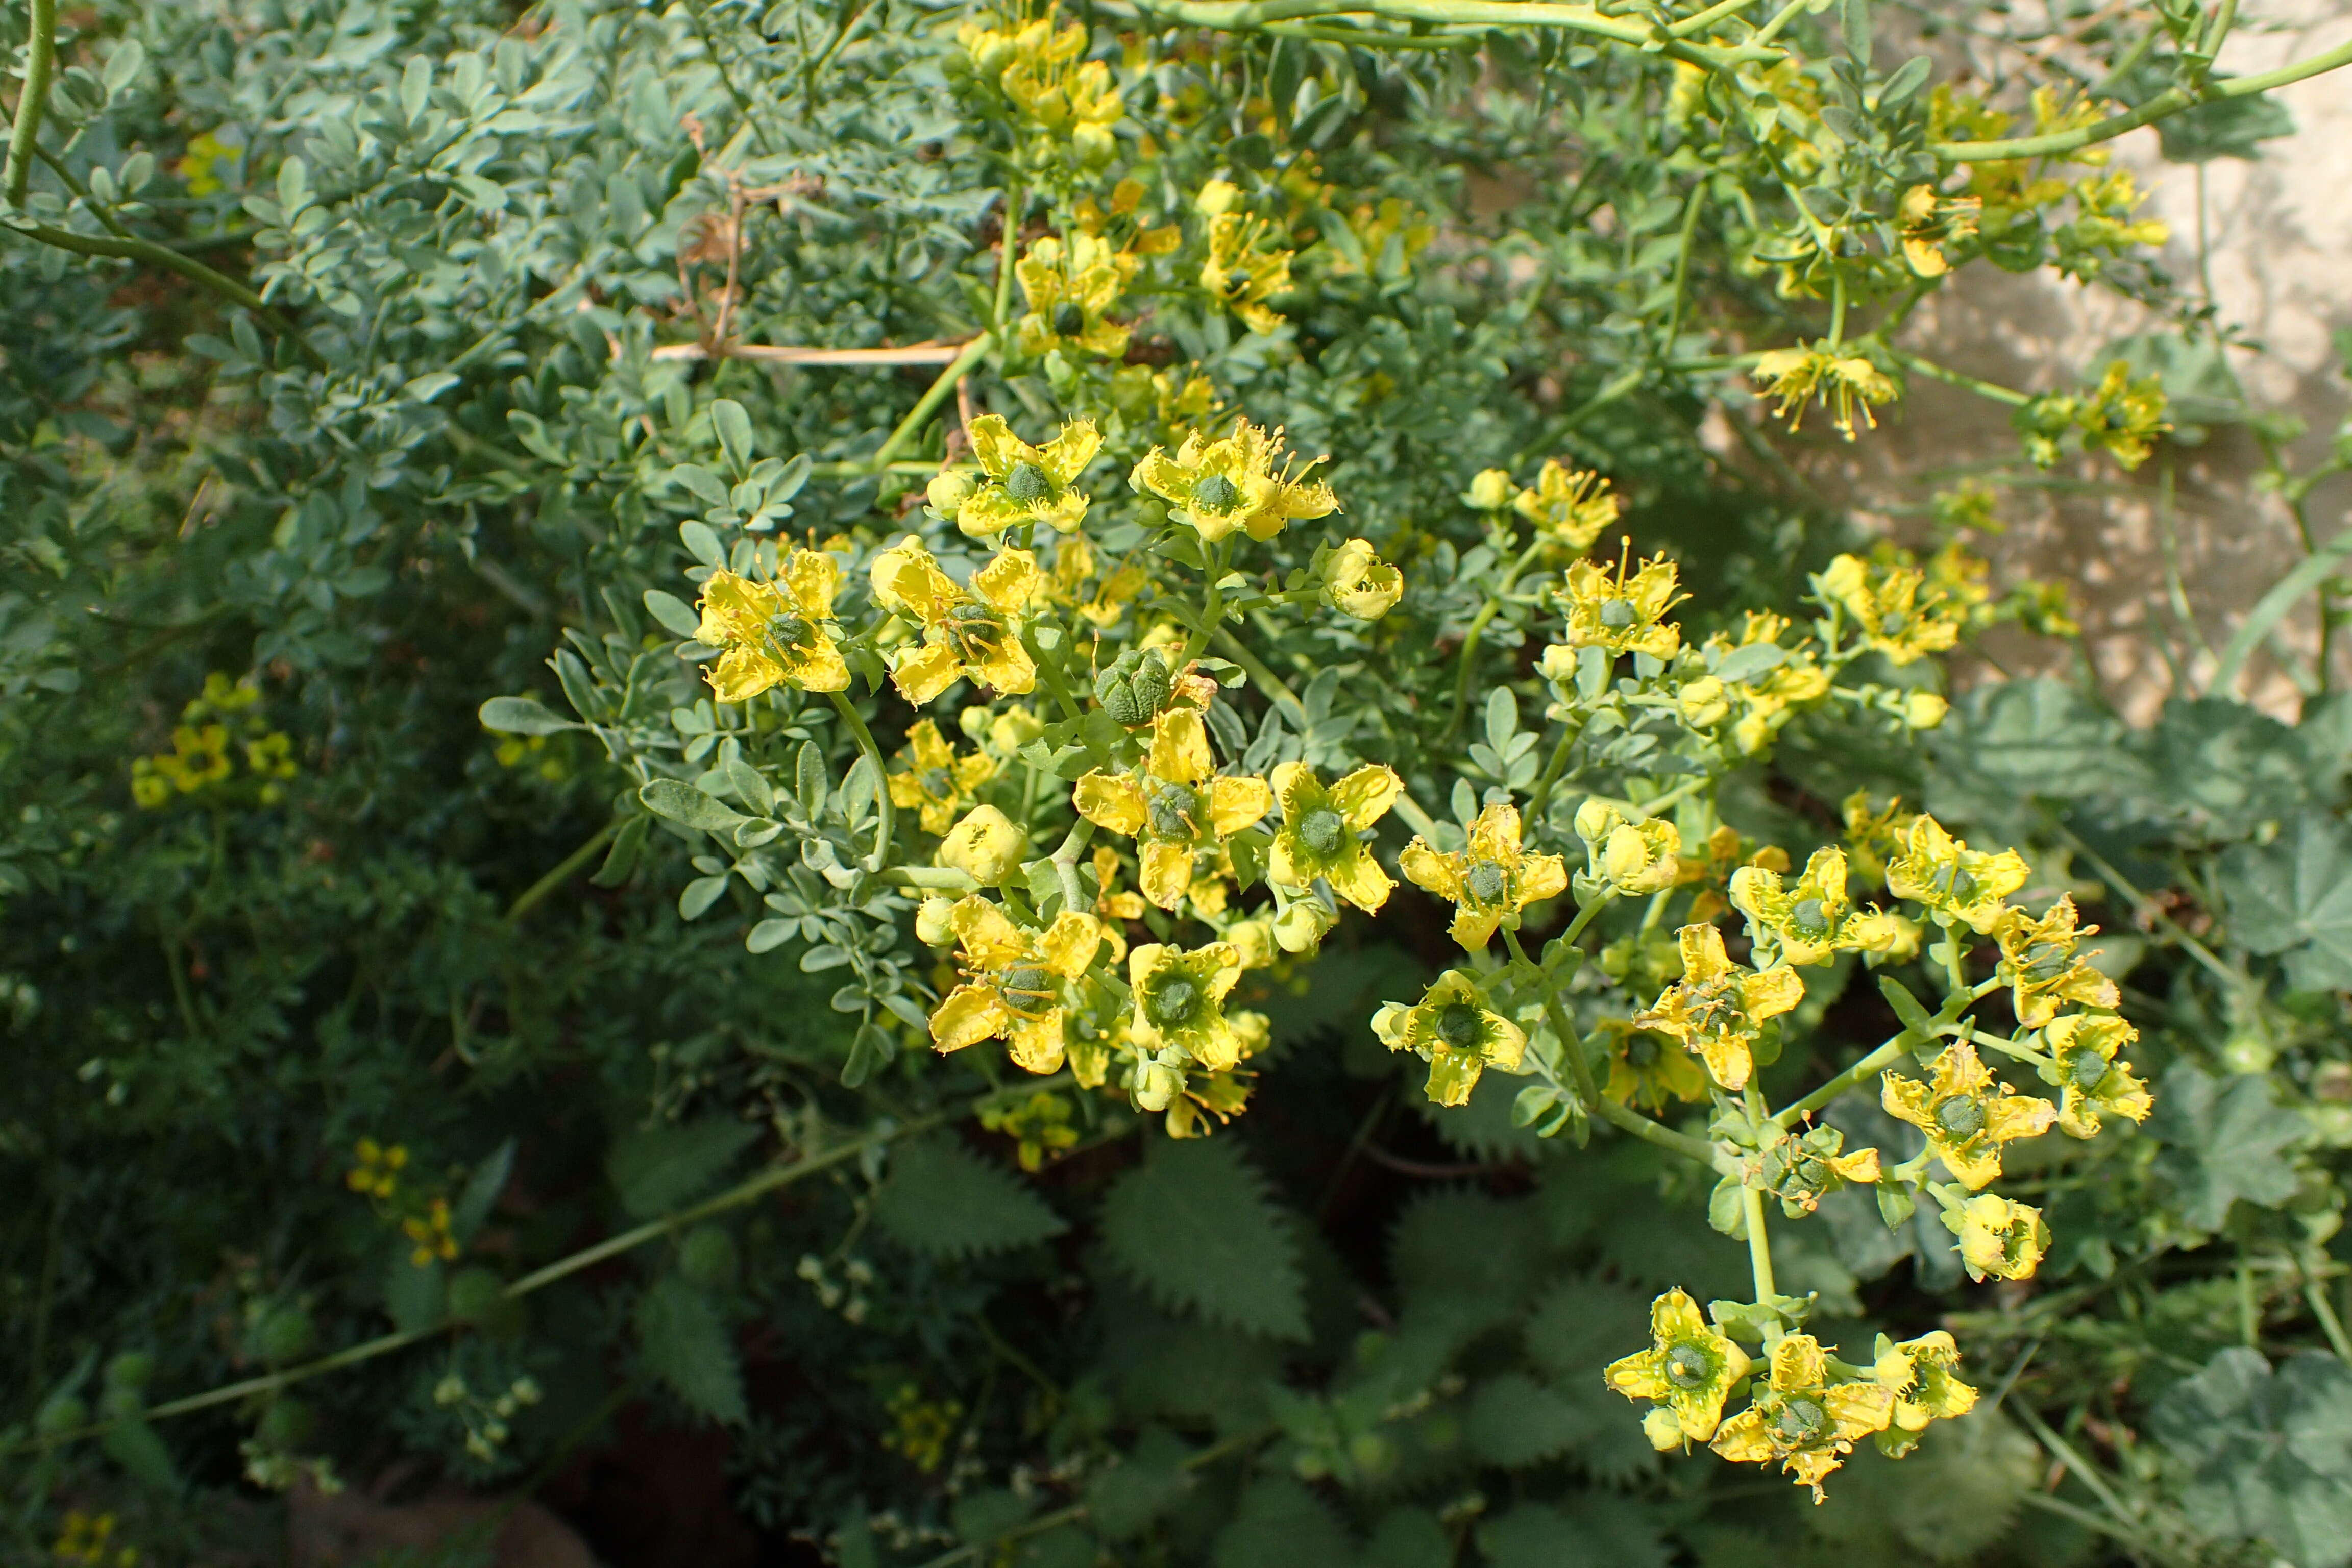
left=1557, top=554, right=1684, bottom=660
left=1843, top=907, right=1924, bottom=963
left=1633, top=924, right=1805, bottom=1091
left=1267, top=761, right=1401, bottom=913
left=888, top=720, right=998, bottom=836
left=937, top=804, right=1027, bottom=885
left=979, top=1090, right=1081, bottom=1172
left=1465, top=468, right=1515, bottom=510
left=1706, top=611, right=1831, bottom=755
left=693, top=555, right=851, bottom=701
left=1816, top=554, right=1961, bottom=666
left=1995, top=895, right=2119, bottom=1028
left=870, top=537, right=1042, bottom=703
left=1884, top=814, right=2029, bottom=933
left=1398, top=801, right=1567, bottom=951
left=1881, top=1042, right=2055, bottom=1190
left=1511, top=461, right=1619, bottom=550
left=1872, top=1330, right=1978, bottom=1458
left=1752, top=344, right=1899, bottom=441
left=1576, top=800, right=1682, bottom=895
left=347, top=1138, right=408, bottom=1199
left=1014, top=233, right=1131, bottom=360
left=1088, top=844, right=1147, bottom=961
left=1946, top=1192, right=2049, bottom=1281
left=1763, top=1123, right=1882, bottom=1216
left=1841, top=790, right=1917, bottom=889
left=1370, top=969, right=1527, bottom=1107
left=1200, top=211, right=1294, bottom=334
left=1897, top=183, right=1982, bottom=277
left=2074, top=359, right=2171, bottom=470
left=1163, top=1065, right=1255, bottom=1139
left=1596, top=1018, right=1712, bottom=1112
left=1604, top=1288, right=1753, bottom=1444
left=1128, top=939, right=1247, bottom=1072
left=1709, top=1334, right=1896, bottom=1500
left=2040, top=1013, right=2152, bottom=1138
left=1728, top=847, right=1855, bottom=966
left=956, top=413, right=1101, bottom=538
left=1072, top=708, right=1271, bottom=910
left=1323, top=537, right=1403, bottom=620
left=929, top=896, right=1104, bottom=1074
left=1130, top=418, right=1338, bottom=544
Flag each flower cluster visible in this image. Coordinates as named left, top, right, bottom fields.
left=130, top=672, right=301, bottom=808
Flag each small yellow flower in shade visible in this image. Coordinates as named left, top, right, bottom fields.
left=1267, top=761, right=1402, bottom=912
left=870, top=537, right=1042, bottom=703
left=1200, top=211, right=1295, bottom=334
left=692, top=555, right=851, bottom=701
left=1872, top=1330, right=1978, bottom=1457
left=1576, top=800, right=1682, bottom=895
left=1399, top=802, right=1569, bottom=951
left=1014, top=233, right=1131, bottom=360
left=887, top=720, right=998, bottom=836
left=956, top=413, right=1101, bottom=538
left=1633, top=924, right=1806, bottom=1091
left=1163, top=1064, right=1255, bottom=1139
left=1604, top=1288, right=1753, bottom=1445
left=1996, top=895, right=2120, bottom=1028
left=1323, top=538, right=1403, bottom=620
left=1762, top=1123, right=1882, bottom=1215
left=1882, top=1042, right=2055, bottom=1190
left=1709, top=1334, right=1897, bottom=1500
left=1897, top=183, right=1982, bottom=277
left=1130, top=419, right=1338, bottom=544
left=1816, top=554, right=1961, bottom=666
left=2073, top=360, right=2171, bottom=470
left=937, top=805, right=1027, bottom=884
left=1706, top=611, right=1831, bottom=755
left=1842, top=907, right=1924, bottom=963
left=1946, top=1192, right=2049, bottom=1281
left=1884, top=814, right=2030, bottom=933
left=930, top=896, right=1104, bottom=1074
left=1512, top=461, right=1620, bottom=551
left=1752, top=344, right=1900, bottom=441
left=979, top=1090, right=1081, bottom=1172
left=347, top=1138, right=408, bottom=1199
left=1465, top=468, right=1515, bottom=510
left=1595, top=1018, right=1712, bottom=1113
left=1370, top=970, right=1527, bottom=1107
left=1128, top=940, right=1246, bottom=1071
left=1073, top=709, right=1271, bottom=909
left=1729, top=847, right=1854, bottom=966
left=1558, top=553, right=1685, bottom=659
left=1841, top=790, right=1917, bottom=888
left=1195, top=178, right=1240, bottom=217
left=403, top=1196, right=459, bottom=1265
left=2040, top=1013, right=2152, bottom=1138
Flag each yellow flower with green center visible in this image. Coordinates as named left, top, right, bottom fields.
left=1322, top=537, right=1403, bottom=620
left=1762, top=1124, right=1882, bottom=1216
left=1872, top=1330, right=1977, bottom=1457
left=1129, top=418, right=1338, bottom=544
left=1728, top=846, right=1854, bottom=966
left=1199, top=211, right=1295, bottom=334
left=1072, top=708, right=1272, bottom=910
left=1398, top=801, right=1568, bottom=951
left=1604, top=1288, right=1752, bottom=1446
left=692, top=555, right=851, bottom=701
left=1996, top=895, right=2120, bottom=1028
left=1558, top=554, right=1684, bottom=659
left=1816, top=554, right=1961, bottom=666
left=1709, top=1334, right=1897, bottom=1500
left=887, top=720, right=998, bottom=836
left=2040, top=1014, right=2152, bottom=1138
left=2071, top=360, right=2170, bottom=470
left=1752, top=344, right=1900, bottom=441
left=955, top=413, right=1101, bottom=538
left=1370, top=969, right=1527, bottom=1107
left=1014, top=234, right=1130, bottom=360
left=1595, top=1019, right=1711, bottom=1112
left=1884, top=814, right=2029, bottom=933
left=1881, top=1043, right=2055, bottom=1190
left=1946, top=1191, right=2049, bottom=1281
left=1632, top=924, right=1805, bottom=1092
left=1267, top=761, right=1402, bottom=913
left=1511, top=461, right=1619, bottom=550
left=1127, top=939, right=1246, bottom=1072
left=870, top=537, right=1043, bottom=704
left=928, top=896, right=1104, bottom=1075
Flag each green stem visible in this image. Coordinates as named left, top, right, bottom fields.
left=993, top=184, right=1025, bottom=331
left=1129, top=0, right=1780, bottom=69
left=1886, top=347, right=2030, bottom=408
left=1659, top=180, right=1706, bottom=358
left=1826, top=268, right=1847, bottom=350
left=1773, top=1036, right=1910, bottom=1129
left=2, top=220, right=326, bottom=367
left=1444, top=536, right=1550, bottom=740
left=1747, top=0, right=1812, bottom=46
left=2008, top=1403, right=2146, bottom=1541
left=4, top=0, right=56, bottom=206
left=885, top=865, right=982, bottom=891
left=1049, top=817, right=1094, bottom=912
left=828, top=689, right=895, bottom=870
left=503, top=820, right=621, bottom=925
left=1666, top=0, right=1765, bottom=37
left=1522, top=716, right=1586, bottom=826
left=868, top=331, right=996, bottom=471
left=1742, top=1185, right=1777, bottom=1304
left=1212, top=626, right=1308, bottom=726
left=2050, top=822, right=2244, bottom=993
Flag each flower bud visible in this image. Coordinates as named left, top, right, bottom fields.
left=1134, top=1055, right=1185, bottom=1112
left=1642, top=1407, right=1687, bottom=1451
left=916, top=896, right=958, bottom=946
left=1224, top=916, right=1277, bottom=971
left=1195, top=178, right=1239, bottom=217
left=937, top=805, right=1025, bottom=884
left=1676, top=675, right=1729, bottom=728
left=926, top=470, right=974, bottom=519
left=989, top=704, right=1045, bottom=754
left=1323, top=538, right=1404, bottom=620
left=1601, top=820, right=1680, bottom=893
left=1904, top=691, right=1949, bottom=729
left=1574, top=797, right=1626, bottom=847
left=1072, top=121, right=1116, bottom=169
left=1465, top=468, right=1515, bottom=510
left=1272, top=899, right=1336, bottom=954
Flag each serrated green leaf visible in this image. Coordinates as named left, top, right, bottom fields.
left=2153, top=1348, right=2352, bottom=1568
left=607, top=1117, right=761, bottom=1219
left=1523, top=1274, right=1650, bottom=1389
left=1084, top=1426, right=1196, bottom=1541
left=1211, top=1477, right=1352, bottom=1568
left=1464, top=1371, right=1594, bottom=1466
left=635, top=1275, right=747, bottom=1425
left=1390, top=1190, right=1543, bottom=1328
left=1808, top=1413, right=2038, bottom=1564
left=2151, top=1062, right=2309, bottom=1232
left=871, top=1138, right=1065, bottom=1259
left=2220, top=812, right=2352, bottom=990
left=1100, top=1138, right=1307, bottom=1341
